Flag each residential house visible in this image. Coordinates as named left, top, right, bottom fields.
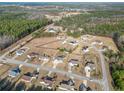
left=92, top=40, right=103, bottom=45
left=82, top=46, right=89, bottom=53
left=40, top=75, right=56, bottom=89
left=69, top=40, right=78, bottom=46
left=16, top=49, right=25, bottom=56
left=57, top=35, right=66, bottom=40
left=39, top=54, right=50, bottom=62
left=21, top=72, right=33, bottom=83
left=102, top=45, right=108, bottom=51
left=68, top=59, right=79, bottom=67
left=48, top=28, right=57, bottom=33
left=21, top=70, right=39, bottom=83
left=8, top=66, right=21, bottom=78
left=58, top=79, right=75, bottom=91
left=85, top=62, right=96, bottom=72
left=79, top=83, right=87, bottom=91
left=27, top=52, right=39, bottom=59
left=52, top=55, right=65, bottom=64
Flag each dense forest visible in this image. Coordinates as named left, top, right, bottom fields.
left=0, top=13, right=51, bottom=49
left=103, top=49, right=124, bottom=90
left=55, top=11, right=124, bottom=37
left=110, top=35, right=124, bottom=90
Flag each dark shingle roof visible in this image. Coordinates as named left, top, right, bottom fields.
left=79, top=83, right=87, bottom=91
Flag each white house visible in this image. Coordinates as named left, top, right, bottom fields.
left=85, top=62, right=95, bottom=72
left=27, top=52, right=39, bottom=59
left=39, top=55, right=50, bottom=62
left=52, top=55, right=65, bottom=64
left=48, top=28, right=57, bottom=33
left=62, top=40, right=67, bottom=44
left=82, top=46, right=89, bottom=53
left=69, top=40, right=78, bottom=46
left=57, top=35, right=66, bottom=40
left=68, top=59, right=79, bottom=67
left=92, top=40, right=103, bottom=46
left=16, top=47, right=29, bottom=56
left=16, top=49, right=25, bottom=56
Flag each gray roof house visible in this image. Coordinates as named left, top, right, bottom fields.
left=79, top=83, right=87, bottom=91
left=58, top=79, right=75, bottom=91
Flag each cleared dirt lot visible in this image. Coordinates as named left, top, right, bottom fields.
left=87, top=81, right=102, bottom=91
left=25, top=37, right=62, bottom=50
left=0, top=64, right=11, bottom=77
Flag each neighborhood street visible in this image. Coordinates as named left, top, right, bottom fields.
left=0, top=57, right=101, bottom=84
left=0, top=34, right=110, bottom=91
left=92, top=45, right=110, bottom=91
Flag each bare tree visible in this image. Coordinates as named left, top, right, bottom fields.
left=0, top=35, right=14, bottom=49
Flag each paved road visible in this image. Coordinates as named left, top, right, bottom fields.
left=0, top=57, right=101, bottom=84
left=93, top=45, right=110, bottom=91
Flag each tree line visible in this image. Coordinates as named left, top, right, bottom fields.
left=55, top=11, right=124, bottom=37
left=0, top=13, right=52, bottom=49
left=0, top=77, right=53, bottom=91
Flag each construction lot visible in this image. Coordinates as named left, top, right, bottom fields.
left=0, top=34, right=118, bottom=91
